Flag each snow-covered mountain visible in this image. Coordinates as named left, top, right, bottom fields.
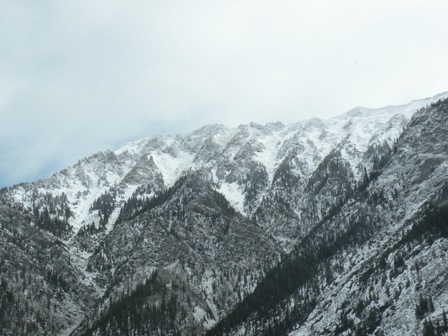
left=1, top=92, right=448, bottom=336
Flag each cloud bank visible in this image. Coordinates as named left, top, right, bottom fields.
left=1, top=0, right=448, bottom=187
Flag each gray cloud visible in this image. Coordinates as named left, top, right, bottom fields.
left=1, top=0, right=448, bottom=187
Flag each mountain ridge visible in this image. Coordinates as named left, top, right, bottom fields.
left=1, top=92, right=448, bottom=335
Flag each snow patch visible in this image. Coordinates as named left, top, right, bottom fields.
left=218, top=182, right=246, bottom=215
left=151, top=151, right=195, bottom=187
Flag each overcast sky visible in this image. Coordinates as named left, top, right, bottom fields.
left=1, top=0, right=448, bottom=188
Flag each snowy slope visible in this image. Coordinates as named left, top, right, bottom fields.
left=1, top=92, right=447, bottom=336
left=7, top=91, right=446, bottom=231
left=206, top=95, right=448, bottom=336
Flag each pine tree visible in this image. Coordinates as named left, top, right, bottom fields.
left=423, top=318, right=436, bottom=336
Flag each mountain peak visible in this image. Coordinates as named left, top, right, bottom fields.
left=2, top=92, right=448, bottom=336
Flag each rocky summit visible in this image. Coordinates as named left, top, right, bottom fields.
left=1, top=92, right=448, bottom=336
